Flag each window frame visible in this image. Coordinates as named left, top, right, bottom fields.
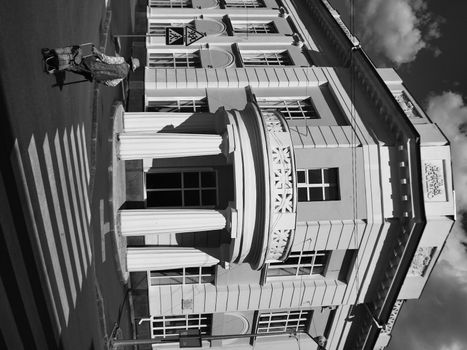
left=148, top=266, right=216, bottom=286
left=149, top=0, right=192, bottom=8
left=256, top=309, right=312, bottom=334
left=240, top=50, right=294, bottom=67
left=151, top=314, right=212, bottom=338
left=148, top=50, right=201, bottom=68
left=265, top=250, right=330, bottom=281
left=256, top=96, right=320, bottom=120
left=146, top=97, right=209, bottom=113
left=297, top=168, right=340, bottom=202
left=223, top=0, right=266, bottom=8
left=231, top=20, right=278, bottom=34
left=148, top=20, right=193, bottom=37
left=146, top=169, right=218, bottom=208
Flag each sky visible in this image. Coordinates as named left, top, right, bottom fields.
left=328, top=1, right=467, bottom=349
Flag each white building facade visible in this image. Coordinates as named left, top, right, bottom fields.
left=115, top=1, right=456, bottom=349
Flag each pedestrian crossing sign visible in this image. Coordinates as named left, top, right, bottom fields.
left=166, top=27, right=184, bottom=45
left=185, top=26, right=205, bottom=46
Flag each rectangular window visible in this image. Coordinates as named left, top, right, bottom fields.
left=146, top=98, right=209, bottom=113
left=149, top=266, right=215, bottom=286
left=151, top=314, right=212, bottom=338
left=297, top=168, right=340, bottom=201
left=267, top=250, right=329, bottom=278
left=224, top=0, right=265, bottom=8
left=241, top=50, right=293, bottom=66
left=146, top=170, right=218, bottom=208
left=232, top=21, right=277, bottom=34
left=148, top=51, right=201, bottom=68
left=150, top=0, right=192, bottom=7
left=149, top=22, right=191, bottom=36
left=257, top=97, right=320, bottom=120
left=257, top=310, right=312, bottom=334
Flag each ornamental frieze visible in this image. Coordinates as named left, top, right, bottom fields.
left=263, top=111, right=297, bottom=262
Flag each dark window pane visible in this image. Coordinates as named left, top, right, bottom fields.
left=298, top=266, right=312, bottom=275
left=267, top=267, right=296, bottom=277
left=147, top=190, right=182, bottom=207
left=185, top=190, right=200, bottom=206
left=157, top=277, right=183, bottom=285
left=297, top=170, right=306, bottom=183
left=201, top=189, right=217, bottom=206
left=308, top=169, right=322, bottom=184
left=324, top=186, right=340, bottom=200
left=201, top=275, right=215, bottom=284
left=324, top=168, right=338, bottom=184
left=183, top=172, right=199, bottom=188
left=201, top=171, right=216, bottom=187
left=147, top=173, right=181, bottom=189
left=298, top=188, right=308, bottom=201
left=185, top=267, right=199, bottom=275
left=185, top=276, right=199, bottom=284
left=309, top=187, right=323, bottom=201
left=151, top=269, right=183, bottom=277
left=201, top=266, right=215, bottom=275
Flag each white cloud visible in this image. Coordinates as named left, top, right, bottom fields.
left=426, top=92, right=467, bottom=285
left=440, top=342, right=466, bottom=350
left=357, top=0, right=442, bottom=64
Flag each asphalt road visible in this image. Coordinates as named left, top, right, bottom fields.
left=0, top=0, right=136, bottom=349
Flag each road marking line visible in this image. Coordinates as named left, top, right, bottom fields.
left=43, top=134, right=77, bottom=307
left=70, top=127, right=93, bottom=262
left=28, top=135, right=69, bottom=326
left=76, top=124, right=91, bottom=222
left=80, top=124, right=90, bottom=185
left=63, top=131, right=90, bottom=269
left=54, top=131, right=83, bottom=288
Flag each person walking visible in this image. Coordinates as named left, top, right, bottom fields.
left=42, top=44, right=140, bottom=87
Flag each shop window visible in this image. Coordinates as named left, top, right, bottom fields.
left=149, top=266, right=215, bottom=286
left=146, top=170, right=218, bottom=208
left=297, top=168, right=340, bottom=201
left=257, top=97, right=320, bottom=120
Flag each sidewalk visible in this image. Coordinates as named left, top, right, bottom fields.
left=91, top=1, right=137, bottom=349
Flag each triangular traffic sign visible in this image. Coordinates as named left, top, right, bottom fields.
left=185, top=26, right=205, bottom=46
left=166, top=27, right=184, bottom=45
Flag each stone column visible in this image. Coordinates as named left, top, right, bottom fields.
left=118, top=208, right=227, bottom=236
left=117, top=132, right=226, bottom=160
left=122, top=112, right=215, bottom=133
left=127, top=247, right=219, bottom=272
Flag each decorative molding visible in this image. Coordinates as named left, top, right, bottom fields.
left=262, top=111, right=297, bottom=262
left=422, top=160, right=447, bottom=202
left=408, top=247, right=435, bottom=277
left=393, top=92, right=421, bottom=119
